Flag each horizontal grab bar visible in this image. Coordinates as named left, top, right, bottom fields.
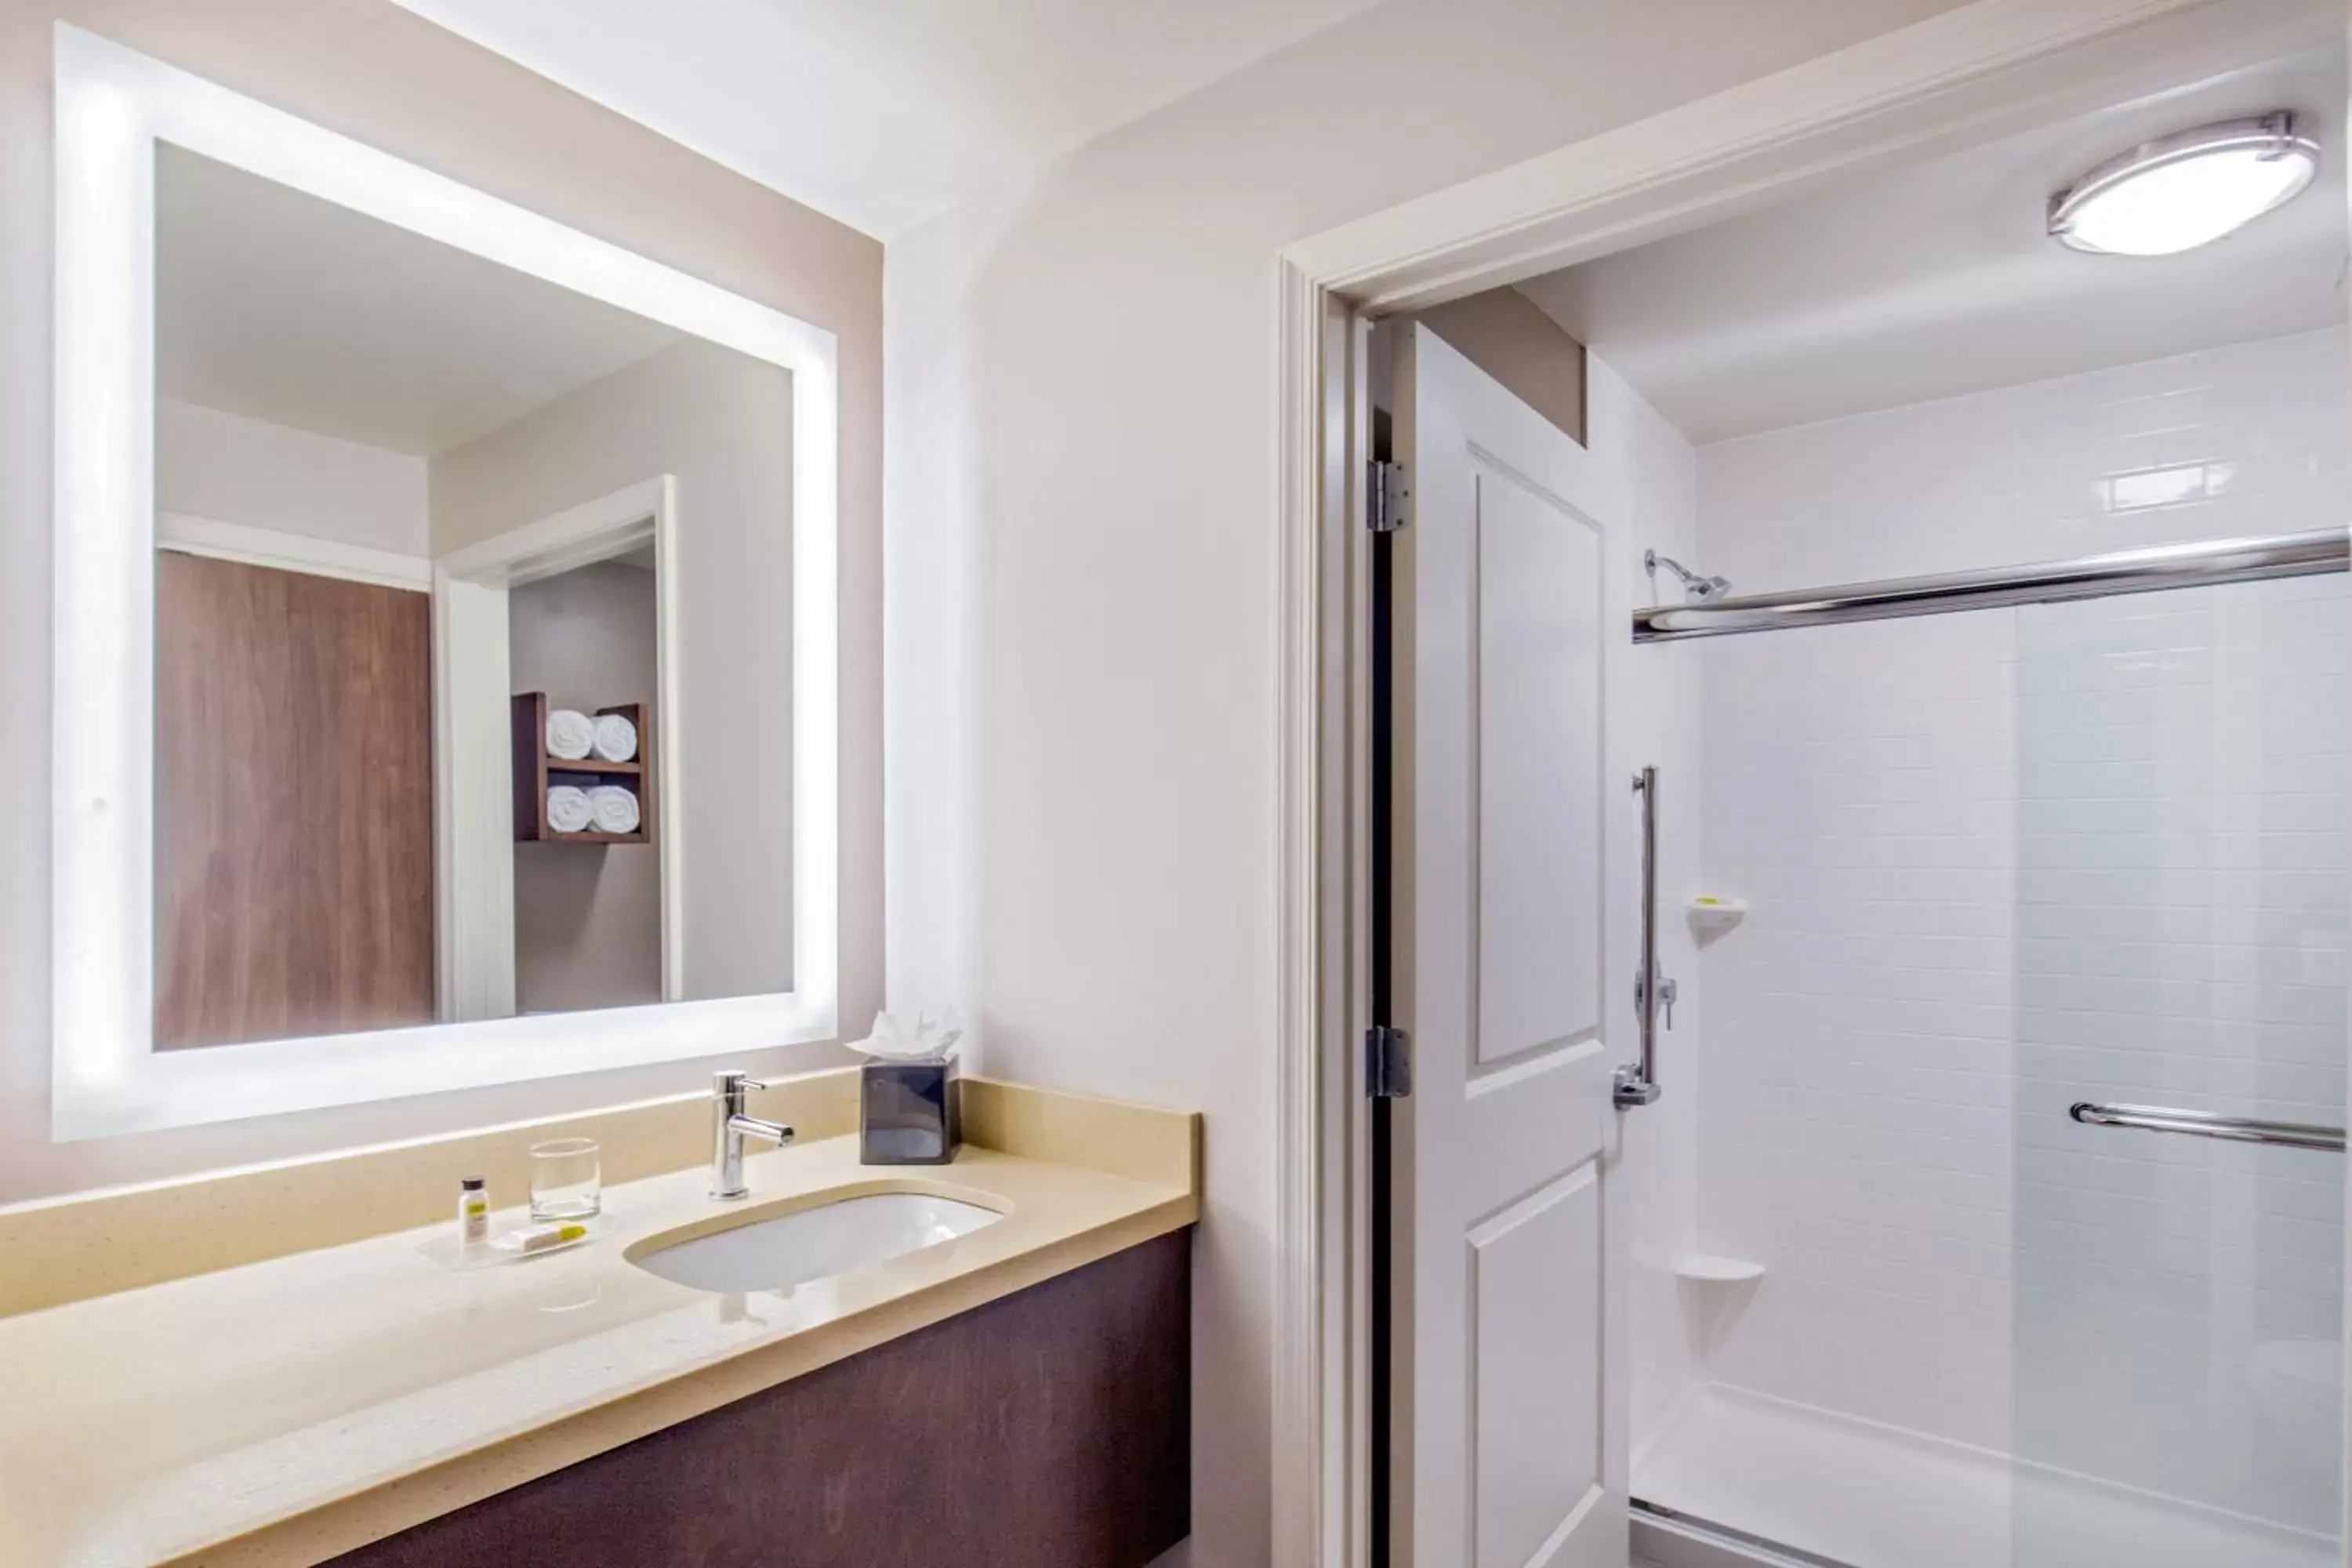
left=2070, top=1101, right=2345, bottom=1152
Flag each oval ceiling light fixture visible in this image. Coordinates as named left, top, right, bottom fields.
left=2049, top=111, right=2319, bottom=256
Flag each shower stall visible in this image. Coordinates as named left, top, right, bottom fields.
left=1348, top=34, right=2352, bottom=1565
left=1608, top=328, right=2352, bottom=1568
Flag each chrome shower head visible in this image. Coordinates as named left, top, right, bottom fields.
left=1646, top=550, right=1731, bottom=603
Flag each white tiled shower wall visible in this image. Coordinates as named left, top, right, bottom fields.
left=1585, top=358, right=1706, bottom=1453
left=1689, top=326, right=2350, bottom=1524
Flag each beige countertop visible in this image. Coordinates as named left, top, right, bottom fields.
left=0, top=1100, right=1197, bottom=1568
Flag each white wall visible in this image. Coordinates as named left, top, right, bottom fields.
left=1700, top=608, right=2020, bottom=1450
left=433, top=336, right=797, bottom=1005
left=157, top=397, right=427, bottom=555
left=1692, top=326, right=2349, bottom=1526
left=881, top=2, right=1974, bottom=1557
left=1586, top=357, right=1707, bottom=1457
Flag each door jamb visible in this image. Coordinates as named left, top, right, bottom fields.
left=432, top=474, right=684, bottom=1020
left=1266, top=2, right=2346, bottom=1563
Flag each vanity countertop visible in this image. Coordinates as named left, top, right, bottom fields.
left=0, top=1105, right=1197, bottom=1568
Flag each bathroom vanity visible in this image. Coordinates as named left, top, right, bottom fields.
left=331, top=1230, right=1189, bottom=1567
left=0, top=1075, right=1198, bottom=1567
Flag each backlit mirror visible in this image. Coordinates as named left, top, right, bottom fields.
left=53, top=28, right=837, bottom=1137
left=152, top=145, right=792, bottom=1046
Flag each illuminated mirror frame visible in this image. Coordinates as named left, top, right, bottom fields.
left=51, top=26, right=839, bottom=1140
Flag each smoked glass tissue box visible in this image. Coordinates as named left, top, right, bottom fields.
left=859, top=1058, right=960, bottom=1165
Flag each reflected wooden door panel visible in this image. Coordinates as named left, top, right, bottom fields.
left=155, top=551, right=435, bottom=1049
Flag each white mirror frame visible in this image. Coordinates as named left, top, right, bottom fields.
left=51, top=25, right=839, bottom=1141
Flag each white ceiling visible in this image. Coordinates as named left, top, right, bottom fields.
left=389, top=0, right=1386, bottom=239
left=1518, top=46, right=2350, bottom=445
left=158, top=144, right=683, bottom=456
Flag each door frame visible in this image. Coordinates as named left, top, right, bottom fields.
left=433, top=474, right=685, bottom=1022
left=1265, top=2, right=2350, bottom=1563
left=157, top=512, right=434, bottom=593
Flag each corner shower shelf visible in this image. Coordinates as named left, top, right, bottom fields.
left=1686, top=898, right=1748, bottom=931
left=1673, top=1254, right=1766, bottom=1285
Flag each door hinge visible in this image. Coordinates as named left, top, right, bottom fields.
left=1366, top=1025, right=1414, bottom=1098
left=1367, top=459, right=1410, bottom=533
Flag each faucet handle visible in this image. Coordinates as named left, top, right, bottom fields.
left=713, top=1069, right=771, bottom=1096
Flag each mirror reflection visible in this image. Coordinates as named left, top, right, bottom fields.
left=152, top=144, right=793, bottom=1049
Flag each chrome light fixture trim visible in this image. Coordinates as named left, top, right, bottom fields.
left=2047, top=111, right=2318, bottom=256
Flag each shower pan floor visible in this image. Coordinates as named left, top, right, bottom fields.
left=1632, top=1385, right=2336, bottom=1568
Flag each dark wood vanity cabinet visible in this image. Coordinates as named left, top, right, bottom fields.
left=332, top=1229, right=1191, bottom=1568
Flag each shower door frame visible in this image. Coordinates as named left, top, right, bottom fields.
left=1267, top=1, right=2352, bottom=1564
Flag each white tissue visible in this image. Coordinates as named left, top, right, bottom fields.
left=546, top=785, right=593, bottom=833
left=545, top=709, right=594, bottom=760
left=849, top=1008, right=963, bottom=1063
left=592, top=712, right=639, bottom=764
left=588, top=784, right=640, bottom=836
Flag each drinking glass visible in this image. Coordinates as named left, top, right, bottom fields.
left=529, top=1137, right=601, bottom=1221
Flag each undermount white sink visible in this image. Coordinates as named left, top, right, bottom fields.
left=629, top=1192, right=1002, bottom=1294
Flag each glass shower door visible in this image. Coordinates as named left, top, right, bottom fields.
left=2013, top=574, right=2348, bottom=1568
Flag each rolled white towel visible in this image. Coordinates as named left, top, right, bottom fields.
left=588, top=784, right=640, bottom=836
left=591, top=711, right=639, bottom=764
left=545, top=708, right=594, bottom=760
left=546, top=785, right=593, bottom=834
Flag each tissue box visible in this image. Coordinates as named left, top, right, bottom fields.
left=859, top=1057, right=960, bottom=1165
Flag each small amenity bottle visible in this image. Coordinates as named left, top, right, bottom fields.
left=458, top=1176, right=489, bottom=1247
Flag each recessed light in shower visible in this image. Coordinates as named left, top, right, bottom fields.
left=2047, top=112, right=2318, bottom=256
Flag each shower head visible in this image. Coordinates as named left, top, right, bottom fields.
left=1646, top=550, right=1731, bottom=603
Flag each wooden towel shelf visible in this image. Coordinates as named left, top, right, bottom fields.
left=510, top=691, right=653, bottom=845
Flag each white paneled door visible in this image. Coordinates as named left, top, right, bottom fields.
left=1392, top=324, right=1627, bottom=1568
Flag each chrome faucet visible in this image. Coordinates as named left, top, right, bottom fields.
left=710, top=1070, right=795, bottom=1200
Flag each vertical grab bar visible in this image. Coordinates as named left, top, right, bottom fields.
left=1616, top=766, right=1668, bottom=1109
